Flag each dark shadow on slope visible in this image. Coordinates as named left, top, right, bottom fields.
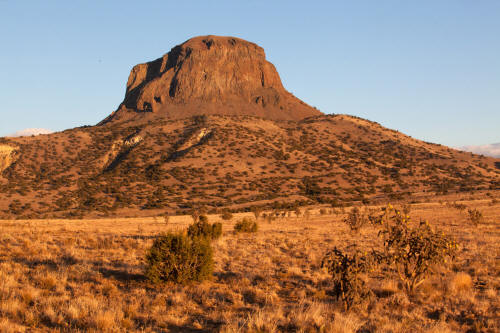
left=104, top=148, right=133, bottom=172
left=98, top=267, right=146, bottom=283
left=121, top=234, right=157, bottom=240
left=163, top=118, right=213, bottom=162
left=12, top=257, right=60, bottom=270
left=165, top=131, right=213, bottom=162
left=167, top=315, right=222, bottom=333
left=167, top=324, right=214, bottom=333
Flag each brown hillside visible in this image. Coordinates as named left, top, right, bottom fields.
left=101, top=35, right=322, bottom=124
left=0, top=114, right=499, bottom=219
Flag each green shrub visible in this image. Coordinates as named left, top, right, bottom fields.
left=145, top=233, right=213, bottom=284
left=234, top=218, right=258, bottom=233
left=187, top=220, right=222, bottom=240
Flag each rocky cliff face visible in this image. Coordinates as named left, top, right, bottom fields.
left=102, top=36, right=322, bottom=124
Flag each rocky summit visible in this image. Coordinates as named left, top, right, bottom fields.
left=101, top=36, right=322, bottom=124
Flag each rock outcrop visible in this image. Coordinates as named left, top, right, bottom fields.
left=101, top=36, right=322, bottom=124
left=101, top=135, right=143, bottom=172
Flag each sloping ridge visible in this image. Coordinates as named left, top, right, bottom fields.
left=0, top=114, right=499, bottom=219
left=101, top=35, right=322, bottom=124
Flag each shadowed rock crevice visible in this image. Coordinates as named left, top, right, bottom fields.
left=165, top=117, right=214, bottom=162
left=102, top=133, right=143, bottom=172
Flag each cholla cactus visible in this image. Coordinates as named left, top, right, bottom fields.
left=379, top=206, right=458, bottom=293
left=343, top=207, right=368, bottom=233
left=321, top=247, right=380, bottom=310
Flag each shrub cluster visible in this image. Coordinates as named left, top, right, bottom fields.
left=187, top=219, right=222, bottom=240
left=234, top=217, right=258, bottom=233
left=146, top=215, right=223, bottom=285
left=145, top=233, right=213, bottom=284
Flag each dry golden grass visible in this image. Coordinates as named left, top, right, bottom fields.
left=0, top=196, right=498, bottom=332
left=449, top=273, right=473, bottom=295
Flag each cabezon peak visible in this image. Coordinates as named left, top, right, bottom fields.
left=102, top=35, right=322, bottom=124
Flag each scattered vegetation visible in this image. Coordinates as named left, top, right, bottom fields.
left=187, top=219, right=223, bottom=240
left=467, top=208, right=484, bottom=226
left=323, top=204, right=459, bottom=312
left=0, top=199, right=498, bottom=331
left=1, top=114, right=497, bottom=219
left=234, top=217, right=258, bottom=233
left=220, top=211, right=233, bottom=221
left=450, top=201, right=467, bottom=212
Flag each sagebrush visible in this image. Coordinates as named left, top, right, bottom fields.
left=187, top=220, right=223, bottom=240
left=234, top=218, right=258, bottom=233
left=145, top=233, right=213, bottom=284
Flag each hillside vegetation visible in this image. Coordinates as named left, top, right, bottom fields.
left=0, top=114, right=498, bottom=219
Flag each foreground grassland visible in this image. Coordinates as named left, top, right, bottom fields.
left=0, top=199, right=499, bottom=332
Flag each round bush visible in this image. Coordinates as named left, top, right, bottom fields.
left=234, top=218, right=258, bottom=233
left=187, top=221, right=223, bottom=240
left=145, top=233, right=213, bottom=284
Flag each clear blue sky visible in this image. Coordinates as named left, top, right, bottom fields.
left=1, top=1, right=499, bottom=146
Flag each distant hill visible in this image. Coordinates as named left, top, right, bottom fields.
left=0, top=36, right=499, bottom=218
left=460, top=143, right=500, bottom=158
left=7, top=128, right=53, bottom=137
